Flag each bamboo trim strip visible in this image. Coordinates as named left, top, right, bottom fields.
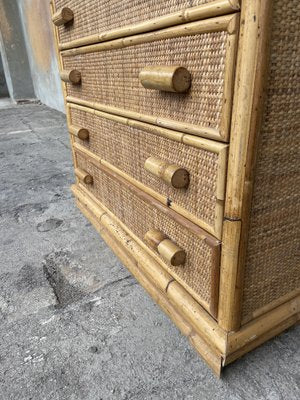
left=77, top=199, right=222, bottom=375
left=219, top=14, right=239, bottom=139
left=224, top=313, right=299, bottom=366
left=68, top=102, right=227, bottom=153
left=218, top=0, right=273, bottom=331
left=60, top=14, right=237, bottom=57
left=67, top=96, right=222, bottom=141
left=227, top=294, right=300, bottom=354
left=72, top=184, right=226, bottom=355
left=61, top=14, right=238, bottom=57
left=59, top=0, right=240, bottom=51
left=73, top=141, right=221, bottom=246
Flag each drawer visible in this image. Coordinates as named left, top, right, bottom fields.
left=53, top=0, right=239, bottom=49
left=61, top=14, right=239, bottom=141
left=74, top=151, right=221, bottom=317
left=68, top=103, right=227, bottom=239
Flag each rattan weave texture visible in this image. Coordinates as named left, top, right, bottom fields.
left=63, top=31, right=228, bottom=135
left=75, top=152, right=217, bottom=310
left=70, top=107, right=221, bottom=232
left=242, top=0, right=300, bottom=320
left=55, top=0, right=214, bottom=45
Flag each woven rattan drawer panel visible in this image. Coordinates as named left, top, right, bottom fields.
left=61, top=15, right=238, bottom=141
left=69, top=104, right=227, bottom=238
left=75, top=151, right=220, bottom=316
left=54, top=0, right=228, bottom=47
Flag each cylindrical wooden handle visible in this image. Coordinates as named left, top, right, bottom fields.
left=144, top=157, right=189, bottom=189
left=75, top=168, right=93, bottom=184
left=60, top=69, right=81, bottom=84
left=52, top=7, right=74, bottom=26
left=139, top=66, right=191, bottom=93
left=69, top=124, right=89, bottom=140
left=144, top=229, right=186, bottom=266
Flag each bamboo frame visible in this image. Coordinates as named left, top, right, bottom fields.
left=218, top=0, right=273, bottom=332
left=62, top=14, right=239, bottom=142
left=58, top=0, right=240, bottom=50
left=51, top=0, right=300, bottom=375
left=68, top=102, right=228, bottom=238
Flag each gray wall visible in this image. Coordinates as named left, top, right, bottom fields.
left=0, top=0, right=64, bottom=111
left=17, top=0, right=64, bottom=112
left=0, top=53, right=8, bottom=97
left=0, top=0, right=35, bottom=101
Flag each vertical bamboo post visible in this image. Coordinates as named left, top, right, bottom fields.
left=218, top=0, right=273, bottom=331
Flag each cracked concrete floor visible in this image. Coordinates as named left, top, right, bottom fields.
left=0, top=103, right=299, bottom=400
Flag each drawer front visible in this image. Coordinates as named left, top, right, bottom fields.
left=61, top=15, right=238, bottom=141
left=74, top=151, right=220, bottom=316
left=53, top=0, right=234, bottom=47
left=69, top=104, right=227, bottom=238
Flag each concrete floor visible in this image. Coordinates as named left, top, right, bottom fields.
left=0, top=103, right=299, bottom=400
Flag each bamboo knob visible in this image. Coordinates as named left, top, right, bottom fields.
left=69, top=124, right=89, bottom=140
left=52, top=7, right=74, bottom=26
left=139, top=66, right=191, bottom=93
left=60, top=69, right=81, bottom=84
left=75, top=168, right=93, bottom=184
left=144, top=157, right=189, bottom=189
left=144, top=229, right=186, bottom=266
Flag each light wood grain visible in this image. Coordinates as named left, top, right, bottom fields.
left=75, top=168, right=93, bottom=184
left=139, top=66, right=191, bottom=93
left=52, top=7, right=73, bottom=26
left=69, top=124, right=89, bottom=140
left=60, top=69, right=81, bottom=84
left=144, top=157, right=189, bottom=189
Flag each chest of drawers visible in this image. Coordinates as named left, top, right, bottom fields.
left=51, top=0, right=300, bottom=375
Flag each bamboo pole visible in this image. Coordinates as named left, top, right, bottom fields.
left=58, top=0, right=240, bottom=51
left=61, top=14, right=236, bottom=57
left=218, top=0, right=273, bottom=332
